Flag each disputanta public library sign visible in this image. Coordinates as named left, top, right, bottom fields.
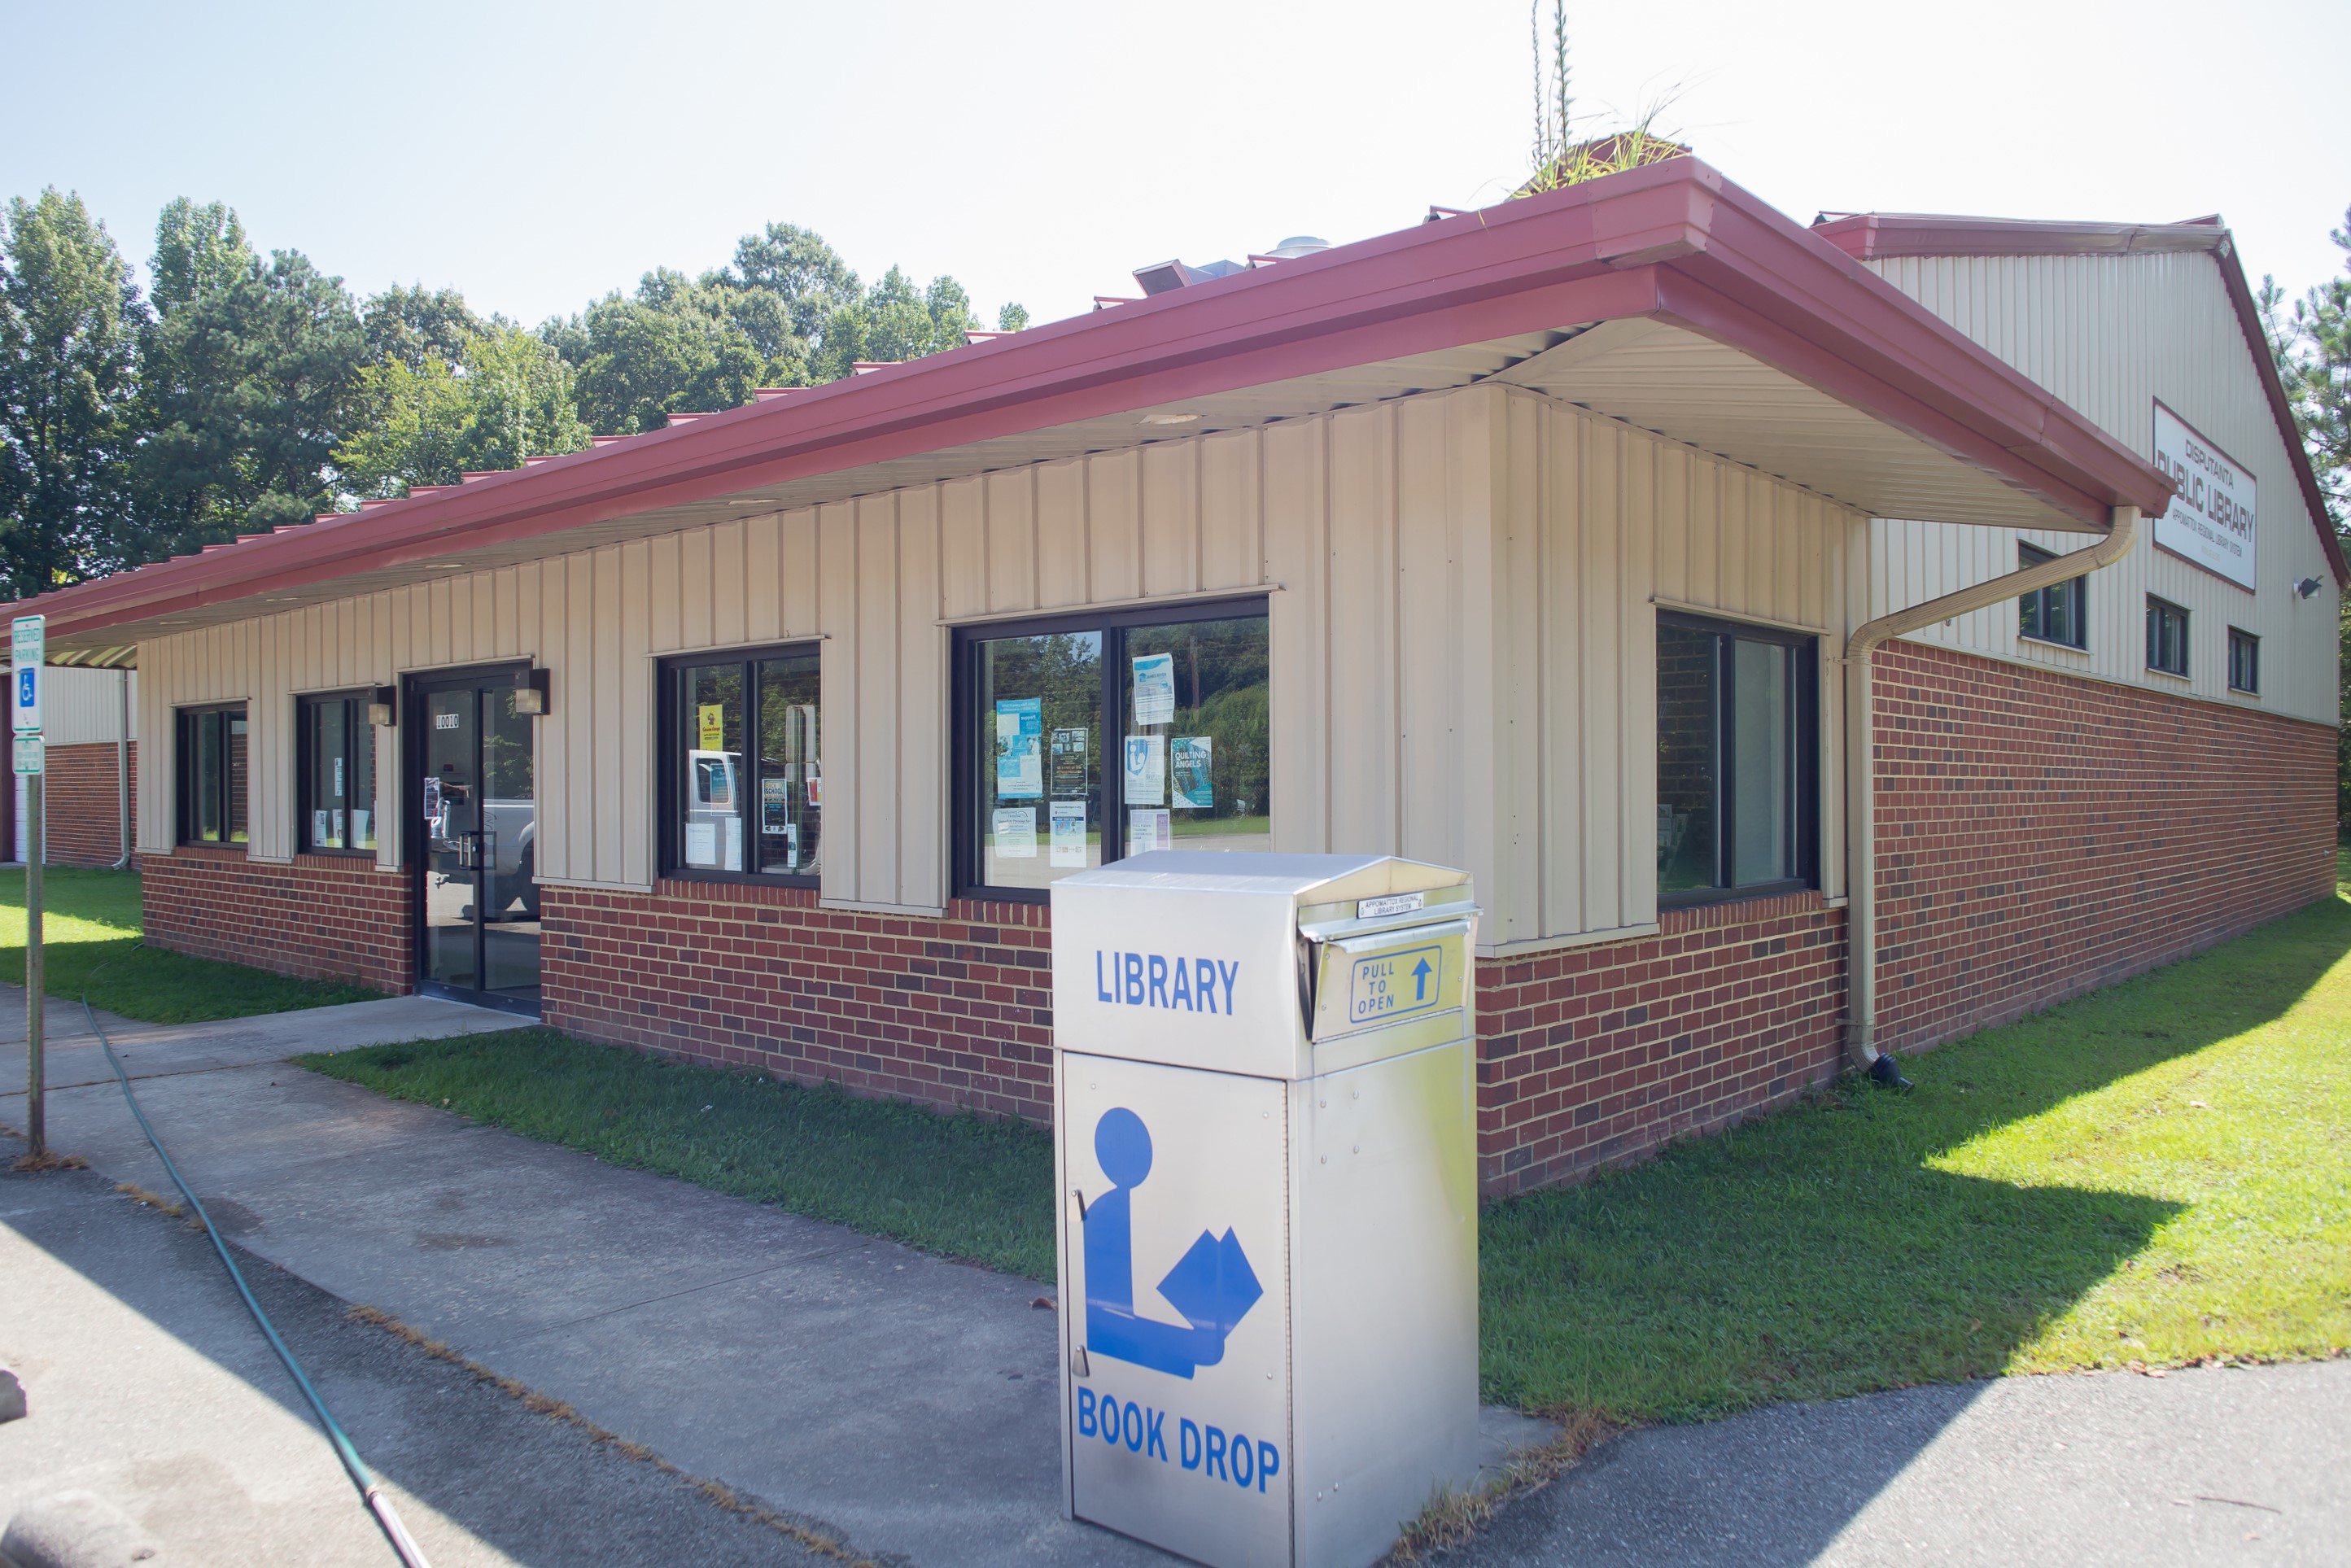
left=2151, top=400, right=2257, bottom=590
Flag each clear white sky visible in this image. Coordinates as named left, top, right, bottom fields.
left=7, top=0, right=2349, bottom=332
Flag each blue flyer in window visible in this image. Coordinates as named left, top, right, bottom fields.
left=1170, top=736, right=1213, bottom=809
left=995, top=697, right=1042, bottom=798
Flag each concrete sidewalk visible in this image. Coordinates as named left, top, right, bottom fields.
left=2, top=998, right=1552, bottom=1565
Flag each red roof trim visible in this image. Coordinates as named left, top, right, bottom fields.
left=1815, top=212, right=2349, bottom=589
left=21, top=163, right=2178, bottom=643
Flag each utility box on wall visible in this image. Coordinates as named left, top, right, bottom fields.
left=1050, top=853, right=1481, bottom=1568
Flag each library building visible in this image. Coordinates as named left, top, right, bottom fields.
left=18, top=160, right=2341, bottom=1195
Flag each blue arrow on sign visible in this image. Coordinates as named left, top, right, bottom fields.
left=1412, top=957, right=1432, bottom=1001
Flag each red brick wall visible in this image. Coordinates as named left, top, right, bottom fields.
left=1474, top=891, right=1848, bottom=1196
left=542, top=881, right=1054, bottom=1123
left=141, top=849, right=413, bottom=994
left=31, top=740, right=135, bottom=868
left=1872, top=643, right=2340, bottom=1054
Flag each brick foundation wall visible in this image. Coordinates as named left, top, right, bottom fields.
left=542, top=881, right=1054, bottom=1123
left=33, top=740, right=135, bottom=867
left=141, top=849, right=413, bottom=994
left=1473, top=891, right=1848, bottom=1196
left=1872, top=643, right=2340, bottom=1054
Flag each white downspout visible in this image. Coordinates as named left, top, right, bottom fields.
left=110, top=667, right=132, bottom=870
left=1843, top=505, right=2140, bottom=1077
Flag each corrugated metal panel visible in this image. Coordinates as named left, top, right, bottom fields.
left=1474, top=389, right=1863, bottom=951
left=130, top=382, right=1866, bottom=941
left=1868, top=251, right=2340, bottom=727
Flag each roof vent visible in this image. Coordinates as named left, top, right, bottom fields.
left=1263, top=235, right=1329, bottom=258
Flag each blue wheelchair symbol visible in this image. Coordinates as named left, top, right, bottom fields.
left=1082, top=1107, right=1263, bottom=1380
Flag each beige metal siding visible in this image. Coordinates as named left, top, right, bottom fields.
left=14, top=665, right=137, bottom=746
left=1480, top=389, right=1863, bottom=952
left=1866, top=251, right=2339, bottom=727
left=132, top=382, right=1863, bottom=950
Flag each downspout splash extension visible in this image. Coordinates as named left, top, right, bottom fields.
left=1842, top=506, right=2141, bottom=1080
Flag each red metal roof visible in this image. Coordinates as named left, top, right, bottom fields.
left=1814, top=211, right=2349, bottom=589
left=22, top=160, right=2184, bottom=649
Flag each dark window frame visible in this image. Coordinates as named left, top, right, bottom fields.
left=2017, top=542, right=2088, bottom=650
left=951, top=595, right=1271, bottom=904
left=2227, top=627, right=2260, bottom=694
left=1655, top=609, right=1821, bottom=910
left=656, top=640, right=824, bottom=889
left=295, top=688, right=379, bottom=858
left=2145, top=594, right=2191, bottom=678
left=174, top=701, right=250, bottom=849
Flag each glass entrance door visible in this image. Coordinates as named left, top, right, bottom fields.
left=416, top=675, right=540, bottom=1013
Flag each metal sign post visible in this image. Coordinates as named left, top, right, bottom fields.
left=12, top=614, right=44, bottom=1160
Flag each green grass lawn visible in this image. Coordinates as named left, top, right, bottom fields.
left=300, top=1028, right=1056, bottom=1278
left=0, top=866, right=378, bottom=1024
left=304, top=852, right=2351, bottom=1422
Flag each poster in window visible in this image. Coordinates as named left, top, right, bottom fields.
left=995, top=697, right=1043, bottom=798
left=684, top=820, right=719, bottom=867
left=806, top=768, right=822, bottom=806
left=782, top=821, right=801, bottom=870
left=1128, top=808, right=1172, bottom=856
left=1050, top=799, right=1088, bottom=867
left=993, top=805, right=1038, bottom=858
left=698, top=702, right=726, bottom=750
left=724, top=815, right=744, bottom=871
left=352, top=810, right=371, bottom=846
left=1049, top=727, right=1089, bottom=797
left=332, top=809, right=345, bottom=841
left=1170, top=736, right=1213, bottom=810
left=332, top=756, right=343, bottom=800
left=1131, top=653, right=1176, bottom=726
left=693, top=753, right=734, bottom=809
left=761, top=774, right=790, bottom=835
left=1121, top=734, right=1165, bottom=806
left=312, top=809, right=330, bottom=845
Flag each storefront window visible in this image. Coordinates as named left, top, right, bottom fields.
left=298, top=692, right=378, bottom=853
left=662, top=645, right=820, bottom=881
left=1654, top=613, right=1816, bottom=903
left=176, top=703, right=248, bottom=846
left=959, top=600, right=1269, bottom=898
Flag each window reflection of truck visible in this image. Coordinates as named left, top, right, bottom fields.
left=686, top=740, right=820, bottom=874
left=430, top=777, right=539, bottom=918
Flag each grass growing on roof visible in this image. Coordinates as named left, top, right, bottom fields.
left=1481, top=860, right=2351, bottom=1423
left=0, top=865, right=378, bottom=1023
left=300, top=1028, right=1056, bottom=1278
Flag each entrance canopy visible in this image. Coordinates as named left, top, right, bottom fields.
left=28, top=159, right=2174, bottom=668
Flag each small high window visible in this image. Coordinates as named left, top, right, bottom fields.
left=1655, top=613, right=1819, bottom=904
left=2146, top=595, right=2191, bottom=677
left=2017, top=542, right=2087, bottom=649
left=298, top=692, right=378, bottom=854
left=955, top=599, right=1270, bottom=898
left=2227, top=627, right=2260, bottom=694
left=659, top=644, right=822, bottom=882
left=176, top=704, right=248, bottom=846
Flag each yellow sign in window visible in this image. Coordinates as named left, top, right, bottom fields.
left=698, top=703, right=725, bottom=750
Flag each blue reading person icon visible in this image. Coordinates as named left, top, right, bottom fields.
left=1083, top=1107, right=1263, bottom=1380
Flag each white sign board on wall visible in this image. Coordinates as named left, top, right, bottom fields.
left=2151, top=403, right=2257, bottom=590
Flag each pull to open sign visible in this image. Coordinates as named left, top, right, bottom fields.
left=1346, top=942, right=1444, bottom=1025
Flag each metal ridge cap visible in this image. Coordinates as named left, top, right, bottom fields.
left=1811, top=211, right=2231, bottom=260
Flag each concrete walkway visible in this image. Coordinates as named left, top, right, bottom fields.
left=2, top=997, right=1550, bottom=1565
left=10, top=995, right=2340, bottom=1565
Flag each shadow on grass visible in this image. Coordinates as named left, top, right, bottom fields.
left=1481, top=889, right=2351, bottom=1425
